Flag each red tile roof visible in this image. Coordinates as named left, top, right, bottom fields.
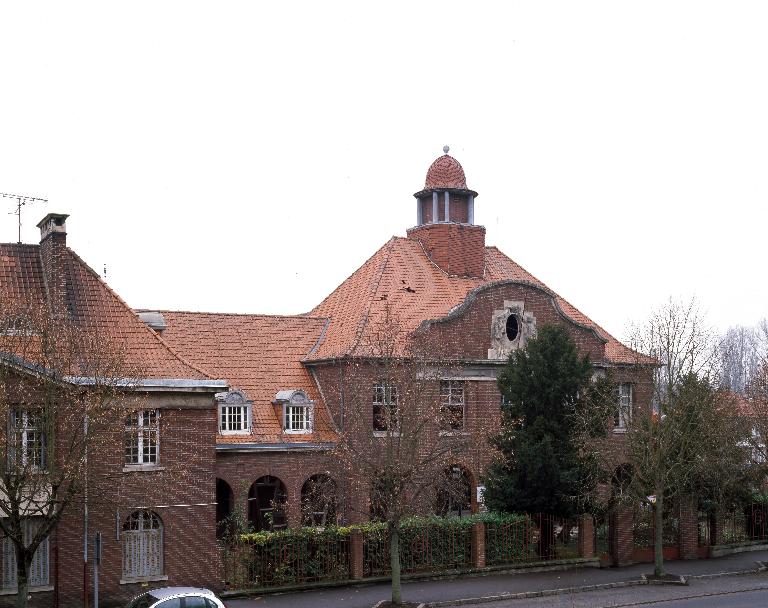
left=154, top=311, right=336, bottom=444
left=424, top=154, right=469, bottom=190
left=0, top=243, right=213, bottom=380
left=309, top=237, right=648, bottom=365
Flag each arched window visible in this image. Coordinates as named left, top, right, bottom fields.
left=216, top=478, right=234, bottom=537
left=248, top=476, right=287, bottom=531
left=301, top=474, right=337, bottom=527
left=122, top=510, right=163, bottom=580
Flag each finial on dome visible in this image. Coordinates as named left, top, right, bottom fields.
left=443, top=145, right=450, bottom=154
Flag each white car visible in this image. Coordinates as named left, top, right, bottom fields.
left=126, top=587, right=227, bottom=608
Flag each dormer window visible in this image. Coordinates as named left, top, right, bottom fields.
left=215, top=389, right=252, bottom=435
left=274, top=390, right=315, bottom=434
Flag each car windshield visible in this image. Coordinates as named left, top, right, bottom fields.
left=126, top=592, right=159, bottom=608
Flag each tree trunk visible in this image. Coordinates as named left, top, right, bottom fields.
left=654, top=491, right=665, bottom=578
left=15, top=552, right=30, bottom=608
left=390, top=524, right=401, bottom=605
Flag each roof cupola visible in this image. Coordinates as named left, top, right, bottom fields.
left=407, top=147, right=485, bottom=278
left=413, top=146, right=478, bottom=226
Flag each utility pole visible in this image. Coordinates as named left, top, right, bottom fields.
left=1, top=192, right=48, bottom=243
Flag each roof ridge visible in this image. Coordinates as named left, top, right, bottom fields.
left=142, top=309, right=328, bottom=321
left=0, top=242, right=40, bottom=250
left=64, top=248, right=217, bottom=380
left=310, top=237, right=398, bottom=316
left=349, top=237, right=397, bottom=356
left=485, top=246, right=644, bottom=356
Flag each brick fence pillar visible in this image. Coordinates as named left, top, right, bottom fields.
left=678, top=497, right=699, bottom=560
left=610, top=505, right=634, bottom=566
left=471, top=521, right=486, bottom=569
left=349, top=530, right=364, bottom=580
left=578, top=515, right=595, bottom=558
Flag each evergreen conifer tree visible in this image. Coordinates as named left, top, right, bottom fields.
left=483, top=324, right=611, bottom=555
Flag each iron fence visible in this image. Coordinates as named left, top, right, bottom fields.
left=222, top=530, right=350, bottom=589
left=484, top=514, right=579, bottom=566
left=715, top=504, right=768, bottom=545
left=362, top=521, right=473, bottom=577
left=632, top=503, right=678, bottom=549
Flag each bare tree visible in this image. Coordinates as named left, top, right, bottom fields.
left=719, top=325, right=762, bottom=395
left=0, top=297, right=139, bottom=607
left=622, top=298, right=753, bottom=578
left=331, top=308, right=491, bottom=606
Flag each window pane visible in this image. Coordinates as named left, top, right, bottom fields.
left=440, top=381, right=465, bottom=430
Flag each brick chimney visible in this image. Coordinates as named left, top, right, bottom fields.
left=37, top=213, right=70, bottom=314
left=407, top=148, right=485, bottom=278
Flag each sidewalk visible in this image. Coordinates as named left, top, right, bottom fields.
left=225, top=550, right=768, bottom=608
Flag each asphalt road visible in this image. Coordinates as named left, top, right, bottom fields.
left=226, top=572, right=768, bottom=608
left=456, top=573, right=768, bottom=608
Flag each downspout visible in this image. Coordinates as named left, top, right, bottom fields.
left=339, top=365, right=345, bottom=432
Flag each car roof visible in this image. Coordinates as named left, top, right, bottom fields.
left=149, top=587, right=215, bottom=600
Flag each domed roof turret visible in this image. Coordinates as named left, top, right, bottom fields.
left=425, top=152, right=468, bottom=189
left=415, top=146, right=478, bottom=198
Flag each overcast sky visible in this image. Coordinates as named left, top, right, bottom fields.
left=1, top=2, right=766, bottom=342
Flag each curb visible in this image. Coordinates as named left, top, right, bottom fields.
left=220, top=558, right=599, bottom=599
left=425, top=580, right=648, bottom=607
left=427, top=561, right=768, bottom=607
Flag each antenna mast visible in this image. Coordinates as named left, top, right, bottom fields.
left=1, top=192, right=48, bottom=243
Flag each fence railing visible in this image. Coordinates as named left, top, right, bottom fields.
left=222, top=513, right=588, bottom=591
left=632, top=503, right=679, bottom=549
left=362, top=520, right=473, bottom=577
left=484, top=514, right=579, bottom=566
left=712, top=504, right=768, bottom=545
left=222, top=529, right=350, bottom=589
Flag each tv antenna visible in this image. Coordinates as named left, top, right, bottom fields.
left=1, top=192, right=48, bottom=243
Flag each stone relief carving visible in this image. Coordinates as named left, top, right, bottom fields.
left=487, top=300, right=537, bottom=360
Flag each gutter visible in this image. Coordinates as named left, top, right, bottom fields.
left=216, top=442, right=335, bottom=453
left=64, top=377, right=229, bottom=392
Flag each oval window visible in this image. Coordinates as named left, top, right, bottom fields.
left=505, top=315, right=519, bottom=341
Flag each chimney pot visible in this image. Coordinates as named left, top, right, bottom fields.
left=36, top=213, right=69, bottom=242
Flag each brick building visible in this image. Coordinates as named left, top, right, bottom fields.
left=0, top=150, right=651, bottom=605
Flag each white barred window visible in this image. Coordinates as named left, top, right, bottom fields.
left=9, top=409, right=46, bottom=470
left=216, top=389, right=252, bottom=435
left=286, top=405, right=310, bottom=431
left=125, top=410, right=159, bottom=465
left=440, top=380, right=465, bottom=431
left=220, top=404, right=248, bottom=432
left=615, top=384, right=633, bottom=429
left=372, top=383, right=399, bottom=432
left=275, top=390, right=314, bottom=434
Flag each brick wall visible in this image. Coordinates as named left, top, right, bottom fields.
left=418, top=282, right=608, bottom=363
left=2, top=397, right=221, bottom=608
left=407, top=223, right=485, bottom=278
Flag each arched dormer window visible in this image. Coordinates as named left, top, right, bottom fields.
left=215, top=389, right=252, bottom=435
left=274, top=390, right=315, bottom=434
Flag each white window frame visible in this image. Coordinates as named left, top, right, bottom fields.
left=219, top=403, right=251, bottom=434
left=372, top=383, right=399, bottom=434
left=216, top=390, right=253, bottom=436
left=121, top=510, right=164, bottom=583
left=285, top=404, right=311, bottom=433
left=614, top=383, right=633, bottom=430
left=440, top=380, right=466, bottom=432
left=9, top=410, right=46, bottom=471
left=1, top=518, right=50, bottom=592
left=124, top=410, right=160, bottom=467
left=276, top=390, right=315, bottom=435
